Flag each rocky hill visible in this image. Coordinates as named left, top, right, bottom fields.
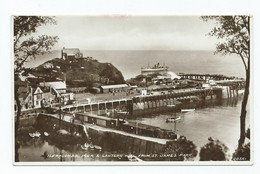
left=26, top=57, right=125, bottom=88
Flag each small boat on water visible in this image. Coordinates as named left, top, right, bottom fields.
left=89, top=144, right=95, bottom=150
left=167, top=105, right=176, bottom=107
left=44, top=132, right=50, bottom=137
left=83, top=142, right=95, bottom=150
left=84, top=143, right=90, bottom=148
left=34, top=131, right=41, bottom=138
left=81, top=143, right=102, bottom=151
left=81, top=145, right=88, bottom=151
left=29, top=131, right=41, bottom=138
left=81, top=142, right=91, bottom=151
left=181, top=108, right=195, bottom=113
left=166, top=117, right=181, bottom=123
left=94, top=145, right=102, bottom=151
left=75, top=132, right=80, bottom=137
left=29, top=133, right=35, bottom=138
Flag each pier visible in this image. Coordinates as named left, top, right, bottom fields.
left=60, top=87, right=223, bottom=117
left=178, top=73, right=237, bottom=81
left=132, top=87, right=222, bottom=105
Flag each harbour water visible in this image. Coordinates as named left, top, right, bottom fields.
left=132, top=96, right=248, bottom=155
left=18, top=96, right=248, bottom=162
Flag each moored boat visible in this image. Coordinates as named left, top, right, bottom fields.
left=89, top=144, right=95, bottom=150
left=84, top=142, right=90, bottom=148
left=167, top=105, right=176, bottom=107
left=166, top=117, right=181, bottom=123
left=94, top=145, right=102, bottom=151
left=81, top=145, right=88, bottom=151
left=181, top=108, right=195, bottom=113
left=34, top=131, right=41, bottom=138
left=29, top=131, right=41, bottom=138
left=29, top=133, right=35, bottom=138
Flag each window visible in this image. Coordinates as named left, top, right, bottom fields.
left=37, top=94, right=42, bottom=100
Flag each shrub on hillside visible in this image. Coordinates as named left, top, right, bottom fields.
left=199, top=138, right=229, bottom=161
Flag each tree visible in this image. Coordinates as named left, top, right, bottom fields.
left=232, top=143, right=250, bottom=161
left=163, top=136, right=198, bottom=161
left=14, top=16, right=59, bottom=162
left=233, top=128, right=250, bottom=161
left=199, top=139, right=229, bottom=161
left=202, top=16, right=250, bottom=149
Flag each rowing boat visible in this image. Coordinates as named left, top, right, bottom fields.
left=181, top=108, right=195, bottom=112
left=167, top=105, right=176, bottom=107
left=166, top=117, right=181, bottom=122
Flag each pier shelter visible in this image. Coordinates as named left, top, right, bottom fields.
left=100, top=84, right=129, bottom=93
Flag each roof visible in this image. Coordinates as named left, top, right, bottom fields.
left=62, top=48, right=80, bottom=55
left=51, top=87, right=60, bottom=96
left=101, top=84, right=128, bottom=89
left=40, top=86, right=51, bottom=93
left=40, top=81, right=66, bottom=90
left=33, top=87, right=43, bottom=94
left=32, top=86, right=50, bottom=94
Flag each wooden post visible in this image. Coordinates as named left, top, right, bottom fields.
left=98, top=103, right=100, bottom=115
left=226, top=87, right=229, bottom=98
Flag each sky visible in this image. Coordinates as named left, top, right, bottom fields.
left=24, top=16, right=245, bottom=79
left=34, top=15, right=219, bottom=51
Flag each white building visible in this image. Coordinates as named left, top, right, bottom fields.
left=39, top=81, right=67, bottom=94
left=61, top=47, right=83, bottom=60
left=100, top=84, right=129, bottom=93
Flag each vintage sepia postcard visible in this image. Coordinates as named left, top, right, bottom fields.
left=13, top=15, right=253, bottom=165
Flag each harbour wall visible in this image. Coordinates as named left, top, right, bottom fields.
left=35, top=114, right=168, bottom=155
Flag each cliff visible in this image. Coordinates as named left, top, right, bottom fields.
left=27, top=57, right=125, bottom=88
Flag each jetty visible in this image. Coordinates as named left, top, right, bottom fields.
left=60, top=87, right=223, bottom=116
left=178, top=73, right=239, bottom=81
